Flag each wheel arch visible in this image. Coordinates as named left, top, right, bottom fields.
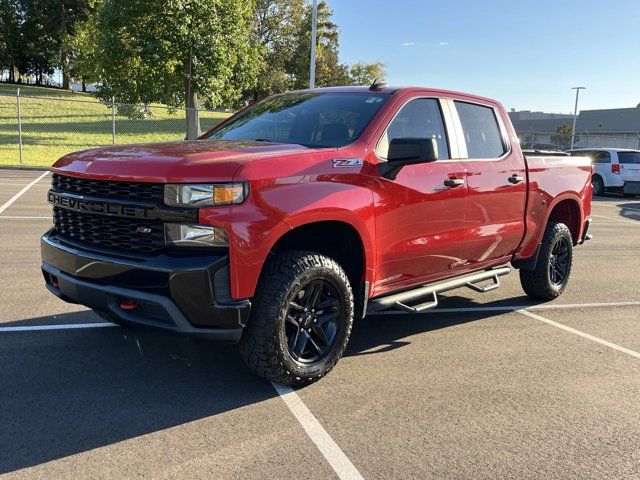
left=546, top=196, right=583, bottom=244
left=513, top=192, right=585, bottom=269
left=266, top=219, right=370, bottom=293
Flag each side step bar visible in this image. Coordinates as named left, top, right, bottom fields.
left=366, top=267, right=511, bottom=315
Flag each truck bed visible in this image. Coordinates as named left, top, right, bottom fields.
left=516, top=154, right=592, bottom=260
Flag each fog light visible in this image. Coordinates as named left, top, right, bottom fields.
left=165, top=224, right=228, bottom=248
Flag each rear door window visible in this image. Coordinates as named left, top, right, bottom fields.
left=454, top=101, right=506, bottom=159
left=617, top=152, right=640, bottom=164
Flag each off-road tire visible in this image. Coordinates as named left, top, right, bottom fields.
left=239, top=250, right=354, bottom=386
left=520, top=222, right=573, bottom=300
left=591, top=175, right=605, bottom=196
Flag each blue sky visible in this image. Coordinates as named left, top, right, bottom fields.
left=332, top=0, right=640, bottom=113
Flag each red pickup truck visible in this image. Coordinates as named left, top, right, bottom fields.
left=42, top=84, right=592, bottom=385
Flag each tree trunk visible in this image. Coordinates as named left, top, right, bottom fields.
left=185, top=86, right=201, bottom=140
left=61, top=51, right=71, bottom=90
left=82, top=77, right=87, bottom=92
left=60, top=0, right=71, bottom=90
left=184, top=53, right=200, bottom=140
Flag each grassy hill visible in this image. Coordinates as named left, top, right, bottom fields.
left=0, top=84, right=230, bottom=167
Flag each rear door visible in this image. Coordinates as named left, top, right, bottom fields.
left=617, top=151, right=640, bottom=183
left=452, top=100, right=527, bottom=265
left=372, top=97, right=469, bottom=291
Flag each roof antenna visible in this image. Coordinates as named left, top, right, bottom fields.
left=369, top=78, right=389, bottom=91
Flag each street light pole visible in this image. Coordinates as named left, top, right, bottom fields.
left=570, top=86, right=586, bottom=149
left=309, top=0, right=317, bottom=89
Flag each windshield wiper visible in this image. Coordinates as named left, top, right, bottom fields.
left=253, top=138, right=273, bottom=143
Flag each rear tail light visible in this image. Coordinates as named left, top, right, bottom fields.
left=612, top=164, right=620, bottom=174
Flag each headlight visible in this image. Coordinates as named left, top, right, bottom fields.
left=165, top=224, right=228, bottom=247
left=164, top=183, right=248, bottom=207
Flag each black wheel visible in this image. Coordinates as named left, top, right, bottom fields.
left=519, top=222, right=573, bottom=300
left=591, top=175, right=605, bottom=196
left=239, top=250, right=354, bottom=386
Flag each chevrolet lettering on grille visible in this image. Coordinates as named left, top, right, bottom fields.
left=48, top=191, right=155, bottom=219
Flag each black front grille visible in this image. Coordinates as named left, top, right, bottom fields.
left=53, top=207, right=165, bottom=254
left=52, top=173, right=164, bottom=203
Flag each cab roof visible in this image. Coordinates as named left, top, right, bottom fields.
left=290, top=85, right=500, bottom=105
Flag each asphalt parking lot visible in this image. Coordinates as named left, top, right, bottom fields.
left=1, top=167, right=639, bottom=479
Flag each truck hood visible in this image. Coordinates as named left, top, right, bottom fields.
left=52, top=140, right=313, bottom=183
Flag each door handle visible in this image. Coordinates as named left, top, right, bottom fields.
left=444, top=178, right=465, bottom=188
left=508, top=174, right=524, bottom=184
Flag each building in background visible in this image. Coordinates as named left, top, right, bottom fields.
left=510, top=106, right=640, bottom=151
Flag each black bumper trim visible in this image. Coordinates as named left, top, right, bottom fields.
left=42, top=263, right=242, bottom=342
left=41, top=230, right=251, bottom=334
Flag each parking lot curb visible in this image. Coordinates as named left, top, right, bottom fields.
left=0, top=165, right=50, bottom=172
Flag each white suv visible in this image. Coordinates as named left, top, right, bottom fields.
left=569, top=148, right=640, bottom=196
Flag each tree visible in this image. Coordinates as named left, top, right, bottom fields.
left=0, top=0, right=21, bottom=82
left=288, top=1, right=350, bottom=89
left=551, top=123, right=573, bottom=151
left=54, top=0, right=95, bottom=90
left=20, top=0, right=60, bottom=84
left=248, top=0, right=306, bottom=102
left=93, top=0, right=260, bottom=138
left=0, top=0, right=91, bottom=86
left=68, top=8, right=100, bottom=91
left=349, top=60, right=386, bottom=86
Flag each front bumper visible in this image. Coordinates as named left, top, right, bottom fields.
left=41, top=230, right=250, bottom=342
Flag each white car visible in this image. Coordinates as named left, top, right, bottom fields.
left=569, top=148, right=640, bottom=196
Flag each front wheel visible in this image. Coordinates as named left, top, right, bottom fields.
left=239, top=251, right=354, bottom=386
left=519, top=222, right=573, bottom=300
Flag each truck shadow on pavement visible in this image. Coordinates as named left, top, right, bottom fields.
left=0, top=313, right=275, bottom=474
left=1, top=296, right=542, bottom=473
left=348, top=295, right=540, bottom=356
left=616, top=201, right=640, bottom=222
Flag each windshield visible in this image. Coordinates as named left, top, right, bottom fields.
left=205, top=92, right=390, bottom=148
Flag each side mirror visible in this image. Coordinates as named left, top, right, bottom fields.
left=380, top=138, right=438, bottom=179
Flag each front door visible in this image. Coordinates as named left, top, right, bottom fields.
left=372, top=98, right=469, bottom=293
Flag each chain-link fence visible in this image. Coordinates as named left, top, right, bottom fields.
left=0, top=85, right=231, bottom=167
left=518, top=130, right=640, bottom=152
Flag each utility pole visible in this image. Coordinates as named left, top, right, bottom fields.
left=309, top=0, right=318, bottom=89
left=570, top=86, right=586, bottom=149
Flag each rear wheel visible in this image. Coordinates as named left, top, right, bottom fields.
left=591, top=175, right=605, bottom=196
left=519, top=222, right=573, bottom=300
left=239, top=251, right=354, bottom=386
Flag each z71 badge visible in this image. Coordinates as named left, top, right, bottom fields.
left=332, top=158, right=363, bottom=168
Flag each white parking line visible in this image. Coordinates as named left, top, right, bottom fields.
left=592, top=214, right=639, bottom=225
left=0, top=216, right=51, bottom=219
left=3, top=297, right=639, bottom=480
left=0, top=171, right=49, bottom=216
left=272, top=383, right=364, bottom=480
left=517, top=309, right=640, bottom=359
left=0, top=322, right=116, bottom=332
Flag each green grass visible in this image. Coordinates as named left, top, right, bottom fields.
left=0, top=84, right=230, bottom=167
